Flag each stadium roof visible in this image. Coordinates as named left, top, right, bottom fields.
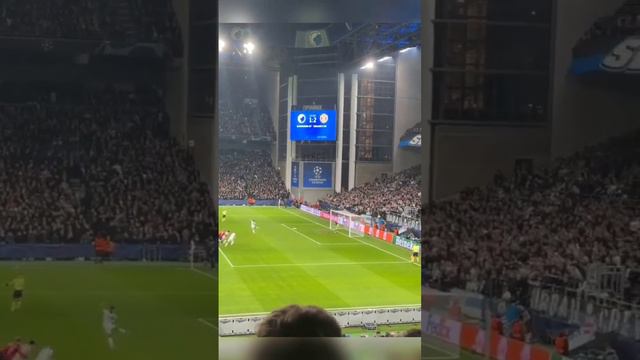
left=219, top=22, right=421, bottom=70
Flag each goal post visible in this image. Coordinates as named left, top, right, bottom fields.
left=190, top=240, right=214, bottom=270
left=329, top=209, right=366, bottom=238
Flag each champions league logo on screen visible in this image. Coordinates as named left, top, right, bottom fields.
left=303, top=162, right=333, bottom=188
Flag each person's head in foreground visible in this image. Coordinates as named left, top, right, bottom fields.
left=250, top=338, right=346, bottom=360
left=256, top=305, right=342, bottom=337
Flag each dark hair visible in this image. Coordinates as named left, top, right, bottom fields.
left=256, top=305, right=342, bottom=337
left=250, top=338, right=346, bottom=360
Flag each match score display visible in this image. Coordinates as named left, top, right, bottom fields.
left=290, top=110, right=337, bottom=141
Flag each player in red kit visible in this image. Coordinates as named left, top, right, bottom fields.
left=0, top=338, right=21, bottom=360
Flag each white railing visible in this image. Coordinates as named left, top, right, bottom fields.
left=218, top=306, right=421, bottom=336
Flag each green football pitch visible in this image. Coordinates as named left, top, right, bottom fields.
left=218, top=206, right=420, bottom=317
left=0, top=262, right=216, bottom=359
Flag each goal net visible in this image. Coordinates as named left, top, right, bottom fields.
left=329, top=209, right=366, bottom=238
left=190, top=241, right=215, bottom=271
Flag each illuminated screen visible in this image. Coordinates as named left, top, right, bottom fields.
left=290, top=110, right=337, bottom=142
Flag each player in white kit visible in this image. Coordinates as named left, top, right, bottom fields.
left=34, top=347, right=54, bottom=360
left=225, top=232, right=236, bottom=246
left=103, top=305, right=126, bottom=350
left=250, top=220, right=257, bottom=234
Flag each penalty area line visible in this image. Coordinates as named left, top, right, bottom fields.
left=282, top=223, right=364, bottom=246
left=281, top=223, right=322, bottom=245
left=190, top=267, right=217, bottom=280
left=219, top=248, right=235, bottom=267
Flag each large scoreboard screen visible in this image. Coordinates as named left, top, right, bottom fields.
left=290, top=110, right=337, bottom=142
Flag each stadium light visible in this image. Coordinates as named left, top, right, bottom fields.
left=243, top=41, right=256, bottom=55
left=399, top=47, right=414, bottom=53
left=219, top=39, right=226, bottom=52
left=377, top=56, right=392, bottom=62
left=360, top=61, right=375, bottom=70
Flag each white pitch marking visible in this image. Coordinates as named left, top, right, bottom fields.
left=283, top=208, right=418, bottom=266
left=198, top=318, right=218, bottom=330
left=282, top=223, right=322, bottom=245
left=282, top=223, right=361, bottom=246
left=219, top=248, right=235, bottom=267
left=233, top=260, right=408, bottom=268
left=191, top=267, right=217, bottom=280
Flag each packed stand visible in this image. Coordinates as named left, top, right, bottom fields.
left=219, top=150, right=289, bottom=200
left=321, top=166, right=421, bottom=217
left=219, top=99, right=275, bottom=142
left=0, top=86, right=214, bottom=245
left=0, top=0, right=182, bottom=52
left=423, top=130, right=640, bottom=305
left=128, top=0, right=183, bottom=55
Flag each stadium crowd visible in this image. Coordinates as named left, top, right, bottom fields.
left=423, top=131, right=640, bottom=304
left=0, top=0, right=181, bottom=51
left=219, top=99, right=275, bottom=141
left=0, top=87, right=214, bottom=245
left=219, top=150, right=289, bottom=200
left=322, top=166, right=421, bottom=217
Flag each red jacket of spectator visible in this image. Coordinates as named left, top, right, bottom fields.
left=512, top=320, right=524, bottom=341
left=491, top=316, right=503, bottom=335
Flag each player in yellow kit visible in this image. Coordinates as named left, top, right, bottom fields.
left=6, top=275, right=25, bottom=312
left=411, top=243, right=420, bottom=264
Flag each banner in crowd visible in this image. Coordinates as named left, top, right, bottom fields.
left=303, top=162, right=333, bottom=189
left=423, top=311, right=462, bottom=345
left=400, top=133, right=421, bottom=148
left=571, top=7, right=640, bottom=75
left=329, top=213, right=366, bottom=233
left=219, top=200, right=279, bottom=206
left=291, top=161, right=299, bottom=188
left=423, top=310, right=557, bottom=360
left=300, top=204, right=323, bottom=217
left=365, top=225, right=394, bottom=243
left=0, top=244, right=186, bottom=261
left=458, top=322, right=555, bottom=360
left=529, top=286, right=640, bottom=341
left=393, top=236, right=419, bottom=251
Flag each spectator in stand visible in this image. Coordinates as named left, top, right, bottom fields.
left=0, top=0, right=182, bottom=54
left=219, top=99, right=275, bottom=141
left=423, top=130, right=640, bottom=305
left=219, top=150, right=289, bottom=201
left=322, top=166, right=421, bottom=217
left=0, top=86, right=214, bottom=246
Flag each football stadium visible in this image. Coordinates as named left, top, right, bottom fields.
left=422, top=1, right=640, bottom=360
left=217, top=22, right=422, bottom=336
left=0, top=1, right=217, bottom=359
